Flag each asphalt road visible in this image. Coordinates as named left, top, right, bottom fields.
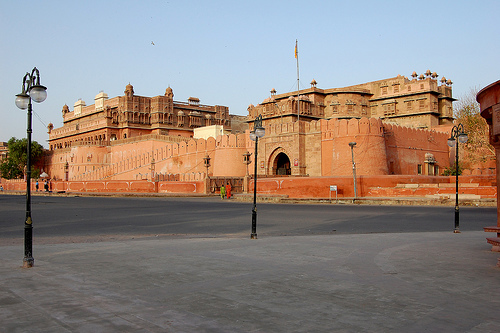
left=0, top=194, right=496, bottom=243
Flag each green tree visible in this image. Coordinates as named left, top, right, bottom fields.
left=0, top=137, right=43, bottom=179
left=453, top=88, right=495, bottom=169
left=442, top=162, right=463, bottom=176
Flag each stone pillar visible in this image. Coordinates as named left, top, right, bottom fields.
left=477, top=81, right=500, bottom=264
left=204, top=176, right=210, bottom=195
left=243, top=175, right=249, bottom=193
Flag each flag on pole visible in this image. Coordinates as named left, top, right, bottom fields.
left=295, top=40, right=298, bottom=59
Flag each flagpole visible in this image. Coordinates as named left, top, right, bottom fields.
left=295, top=40, right=300, bottom=123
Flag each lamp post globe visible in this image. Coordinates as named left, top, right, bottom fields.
left=15, top=93, right=30, bottom=110
left=30, top=85, right=48, bottom=103
left=458, top=133, right=468, bottom=144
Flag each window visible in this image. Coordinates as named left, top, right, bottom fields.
left=393, top=85, right=399, bottom=93
left=406, top=101, right=412, bottom=110
left=381, top=86, right=388, bottom=95
left=383, top=103, right=395, bottom=116
left=417, top=164, right=422, bottom=175
left=408, top=86, right=411, bottom=92
left=419, top=100, right=425, bottom=109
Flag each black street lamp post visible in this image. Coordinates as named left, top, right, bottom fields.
left=15, top=67, right=47, bottom=268
left=447, top=123, right=468, bottom=233
left=250, top=115, right=265, bottom=239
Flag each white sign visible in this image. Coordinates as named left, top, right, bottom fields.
left=330, top=185, right=337, bottom=191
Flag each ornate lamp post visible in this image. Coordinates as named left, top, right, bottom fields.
left=250, top=115, right=265, bottom=239
left=243, top=151, right=251, bottom=177
left=349, top=142, right=357, bottom=201
left=203, top=155, right=211, bottom=178
left=447, top=123, right=468, bottom=233
left=64, top=161, right=69, bottom=181
left=15, top=67, right=47, bottom=268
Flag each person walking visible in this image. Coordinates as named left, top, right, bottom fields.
left=35, top=180, right=39, bottom=192
left=226, top=183, right=231, bottom=199
left=220, top=185, right=226, bottom=199
left=44, top=179, right=48, bottom=192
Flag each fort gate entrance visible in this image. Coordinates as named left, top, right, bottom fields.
left=273, top=152, right=291, bottom=175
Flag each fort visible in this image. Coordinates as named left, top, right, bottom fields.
left=1, top=72, right=496, bottom=200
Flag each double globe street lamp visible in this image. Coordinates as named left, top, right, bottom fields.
left=249, top=114, right=265, bottom=239
left=447, top=123, right=468, bottom=233
left=15, top=67, right=47, bottom=268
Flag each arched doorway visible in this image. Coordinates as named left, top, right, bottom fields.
left=274, top=152, right=291, bottom=175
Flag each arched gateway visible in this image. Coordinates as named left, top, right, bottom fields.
left=273, top=152, right=291, bottom=175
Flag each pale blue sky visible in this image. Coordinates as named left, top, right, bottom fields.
left=1, top=0, right=499, bottom=147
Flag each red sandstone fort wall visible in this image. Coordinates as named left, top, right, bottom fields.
left=43, top=117, right=453, bottom=182
left=321, top=118, right=388, bottom=176
left=44, top=133, right=249, bottom=181
left=249, top=175, right=496, bottom=199
left=384, top=123, right=450, bottom=175
left=320, top=117, right=450, bottom=177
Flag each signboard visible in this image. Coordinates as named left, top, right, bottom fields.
left=330, top=185, right=338, bottom=203
left=294, top=159, right=299, bottom=166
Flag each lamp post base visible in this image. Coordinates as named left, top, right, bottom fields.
left=251, top=209, right=257, bottom=239
left=454, top=206, right=460, bottom=233
left=23, top=257, right=34, bottom=268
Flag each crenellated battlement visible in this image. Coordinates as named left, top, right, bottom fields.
left=321, top=117, right=384, bottom=139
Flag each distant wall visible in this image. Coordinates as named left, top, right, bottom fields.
left=1, top=174, right=495, bottom=198
left=0, top=179, right=204, bottom=194
left=249, top=175, right=496, bottom=199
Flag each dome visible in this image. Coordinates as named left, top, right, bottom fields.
left=124, top=83, right=134, bottom=96
left=165, top=86, right=174, bottom=98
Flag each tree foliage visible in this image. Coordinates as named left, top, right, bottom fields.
left=0, top=137, right=43, bottom=179
left=453, top=88, right=495, bottom=169
left=442, top=162, right=463, bottom=176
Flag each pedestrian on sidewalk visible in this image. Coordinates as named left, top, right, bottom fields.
left=220, top=185, right=226, bottom=199
left=226, top=183, right=231, bottom=199
left=44, top=179, right=48, bottom=192
left=35, top=180, right=39, bottom=192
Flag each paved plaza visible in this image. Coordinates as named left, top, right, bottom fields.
left=1, top=230, right=499, bottom=332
